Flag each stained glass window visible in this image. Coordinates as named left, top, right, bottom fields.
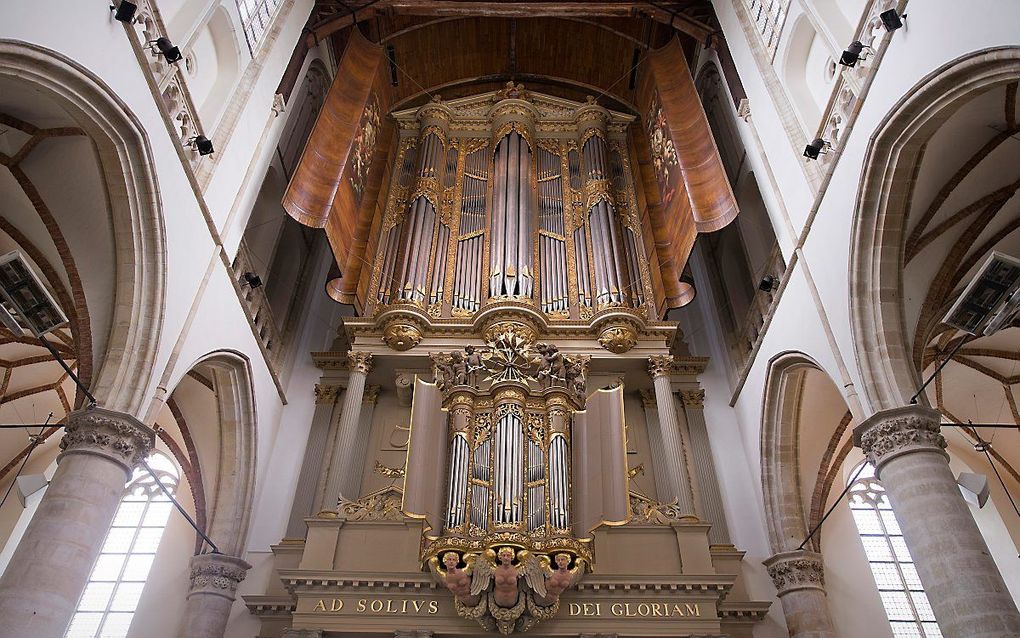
left=848, top=462, right=942, bottom=638
left=65, top=452, right=180, bottom=638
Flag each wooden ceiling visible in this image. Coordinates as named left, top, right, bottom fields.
left=309, top=1, right=717, bottom=111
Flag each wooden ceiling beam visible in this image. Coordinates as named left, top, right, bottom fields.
left=308, top=1, right=713, bottom=47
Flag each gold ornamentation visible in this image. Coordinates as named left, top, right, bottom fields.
left=374, top=460, right=406, bottom=478
left=363, top=385, right=381, bottom=404
left=598, top=325, right=638, bottom=354
left=347, top=351, right=374, bottom=374
left=314, top=383, right=341, bottom=405
left=679, top=389, right=705, bottom=408
left=647, top=354, right=675, bottom=379
left=337, top=486, right=406, bottom=521
left=638, top=388, right=656, bottom=407
left=382, top=318, right=424, bottom=351
left=627, top=492, right=690, bottom=526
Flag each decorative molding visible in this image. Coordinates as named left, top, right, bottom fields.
left=853, top=405, right=946, bottom=472
left=188, top=553, right=251, bottom=599
left=58, top=407, right=154, bottom=473
left=627, top=492, right=692, bottom=526
left=763, top=550, right=825, bottom=595
left=338, top=486, right=407, bottom=521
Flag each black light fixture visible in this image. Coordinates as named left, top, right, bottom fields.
left=188, top=135, right=214, bottom=156
left=879, top=9, right=904, bottom=32
left=149, top=37, right=183, bottom=63
left=758, top=274, right=780, bottom=293
left=839, top=40, right=871, bottom=68
left=110, top=0, right=137, bottom=22
left=803, top=137, right=831, bottom=160
left=240, top=272, right=263, bottom=289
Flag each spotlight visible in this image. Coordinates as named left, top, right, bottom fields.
left=839, top=41, right=871, bottom=68
left=386, top=45, right=398, bottom=87
left=803, top=137, right=831, bottom=160
left=879, top=9, right=904, bottom=31
left=110, top=0, right=137, bottom=22
left=240, top=272, right=263, bottom=289
left=187, top=135, right=214, bottom=156
left=758, top=274, right=779, bottom=293
left=149, top=37, right=182, bottom=63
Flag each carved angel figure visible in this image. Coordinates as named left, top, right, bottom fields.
left=541, top=553, right=585, bottom=602
left=464, top=345, right=484, bottom=386
left=429, top=551, right=478, bottom=605
left=534, top=343, right=566, bottom=388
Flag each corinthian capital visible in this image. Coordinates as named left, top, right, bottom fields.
left=853, top=405, right=946, bottom=473
left=187, top=553, right=250, bottom=599
left=764, top=550, right=826, bottom=595
left=347, top=351, right=374, bottom=375
left=58, top=407, right=155, bottom=474
left=679, top=389, right=705, bottom=408
left=647, top=354, right=675, bottom=379
left=314, top=383, right=342, bottom=405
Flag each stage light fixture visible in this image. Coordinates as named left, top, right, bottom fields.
left=0, top=251, right=69, bottom=338
left=240, top=272, right=263, bottom=289
left=758, top=274, right=780, bottom=293
left=149, top=37, right=182, bottom=63
left=839, top=41, right=871, bottom=68
left=803, top=137, right=831, bottom=160
left=879, top=9, right=904, bottom=31
left=386, top=45, right=398, bottom=86
left=110, top=0, right=137, bottom=22
left=187, top=135, right=214, bottom=156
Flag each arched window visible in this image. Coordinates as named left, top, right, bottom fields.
left=847, top=462, right=942, bottom=637
left=65, top=452, right=181, bottom=638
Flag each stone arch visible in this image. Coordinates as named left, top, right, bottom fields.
left=780, top=15, right=831, bottom=134
left=174, top=350, right=257, bottom=557
left=850, top=47, right=1020, bottom=412
left=0, top=40, right=166, bottom=419
left=761, top=351, right=853, bottom=553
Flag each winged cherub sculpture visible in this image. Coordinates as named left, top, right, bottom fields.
left=468, top=547, right=550, bottom=608
left=429, top=551, right=479, bottom=605
left=537, top=553, right=586, bottom=605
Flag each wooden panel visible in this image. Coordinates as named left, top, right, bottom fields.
left=283, top=30, right=394, bottom=313
left=635, top=36, right=737, bottom=315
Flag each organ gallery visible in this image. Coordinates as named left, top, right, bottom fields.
left=242, top=25, right=770, bottom=638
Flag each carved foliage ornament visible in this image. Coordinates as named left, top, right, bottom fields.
left=647, top=354, right=675, bottom=379
left=764, top=553, right=825, bottom=595
left=188, top=554, right=250, bottom=597
left=857, top=410, right=946, bottom=470
left=60, top=408, right=155, bottom=471
left=598, top=325, right=638, bottom=354
left=346, top=351, right=374, bottom=375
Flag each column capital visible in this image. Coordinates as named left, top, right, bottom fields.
left=187, top=553, right=250, bottom=600
left=679, top=389, right=705, bottom=408
left=647, top=354, right=675, bottom=379
left=347, top=351, right=374, bottom=375
left=853, top=405, right=946, bottom=473
left=764, top=550, right=826, bottom=595
left=314, top=383, right=342, bottom=405
left=638, top=388, right=656, bottom=407
left=58, top=407, right=154, bottom=475
left=363, top=384, right=382, bottom=405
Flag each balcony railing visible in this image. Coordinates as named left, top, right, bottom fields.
left=732, top=245, right=786, bottom=370
left=743, top=0, right=790, bottom=60
left=233, top=241, right=286, bottom=370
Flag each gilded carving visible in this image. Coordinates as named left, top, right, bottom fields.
left=346, top=351, right=374, bottom=375
left=647, top=354, right=675, bottom=379
left=338, top=487, right=407, bottom=521
left=314, top=383, right=341, bottom=405
left=679, top=389, right=705, bottom=408
left=382, top=319, right=424, bottom=351
left=598, top=325, right=638, bottom=354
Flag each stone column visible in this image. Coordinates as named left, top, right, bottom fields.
left=286, top=383, right=343, bottom=537
left=647, top=355, right=695, bottom=513
left=680, top=389, right=731, bottom=544
left=854, top=405, right=1020, bottom=637
left=0, top=407, right=153, bottom=637
left=764, top=550, right=836, bottom=638
left=341, top=384, right=381, bottom=499
left=322, top=351, right=374, bottom=508
left=179, top=553, right=250, bottom=638
left=638, top=389, right=677, bottom=502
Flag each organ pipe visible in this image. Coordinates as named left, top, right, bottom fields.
left=446, top=433, right=470, bottom=529
left=489, top=132, right=534, bottom=299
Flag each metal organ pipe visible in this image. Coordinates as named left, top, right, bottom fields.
left=446, top=434, right=469, bottom=529
left=490, top=133, right=533, bottom=299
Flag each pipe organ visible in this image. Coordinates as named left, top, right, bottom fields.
left=371, top=84, right=655, bottom=355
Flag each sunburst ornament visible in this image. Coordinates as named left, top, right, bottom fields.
left=482, top=331, right=536, bottom=384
